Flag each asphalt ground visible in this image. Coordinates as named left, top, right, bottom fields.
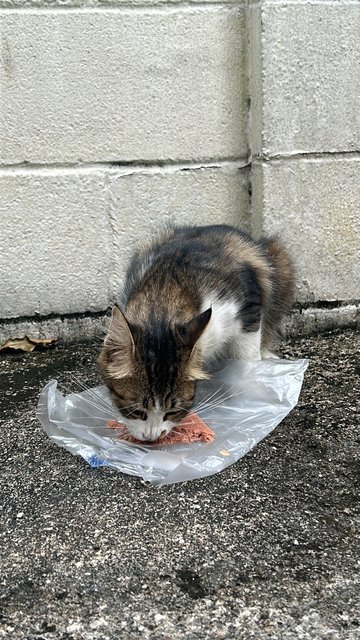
left=0, top=328, right=359, bottom=639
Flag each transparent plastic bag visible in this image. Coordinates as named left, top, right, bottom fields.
left=36, top=358, right=308, bottom=486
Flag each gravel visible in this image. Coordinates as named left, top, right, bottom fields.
left=0, top=328, right=359, bottom=639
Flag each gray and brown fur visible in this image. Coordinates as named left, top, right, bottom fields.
left=98, top=225, right=294, bottom=441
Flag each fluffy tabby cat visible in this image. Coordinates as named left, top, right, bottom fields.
left=98, top=225, right=294, bottom=441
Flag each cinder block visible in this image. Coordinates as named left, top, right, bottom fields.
left=251, top=158, right=360, bottom=303
left=259, top=2, right=360, bottom=155
left=107, top=164, right=249, bottom=300
left=0, top=164, right=248, bottom=320
left=0, top=8, right=246, bottom=164
left=0, top=171, right=110, bottom=318
left=0, top=0, right=239, bottom=5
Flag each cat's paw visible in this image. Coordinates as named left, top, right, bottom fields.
left=261, top=350, right=280, bottom=360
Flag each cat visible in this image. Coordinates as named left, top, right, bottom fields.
left=98, top=225, right=294, bottom=442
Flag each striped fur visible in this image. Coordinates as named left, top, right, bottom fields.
left=98, top=225, right=294, bottom=441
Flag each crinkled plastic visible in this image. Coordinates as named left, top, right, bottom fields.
left=36, top=358, right=308, bottom=486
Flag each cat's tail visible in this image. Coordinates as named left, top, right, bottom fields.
left=259, top=236, right=295, bottom=348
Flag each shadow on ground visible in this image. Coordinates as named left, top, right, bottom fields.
left=0, top=329, right=359, bottom=639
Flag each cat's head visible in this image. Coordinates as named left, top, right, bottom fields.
left=98, top=305, right=212, bottom=441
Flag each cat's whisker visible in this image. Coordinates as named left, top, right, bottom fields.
left=197, top=398, right=244, bottom=414
left=71, top=384, right=113, bottom=409
left=195, top=382, right=242, bottom=411
left=69, top=395, right=114, bottom=415
left=118, top=401, right=144, bottom=411
left=73, top=394, right=114, bottom=415
left=193, top=396, right=235, bottom=413
left=68, top=375, right=115, bottom=412
left=69, top=378, right=144, bottom=415
left=63, top=381, right=110, bottom=408
left=169, top=421, right=201, bottom=430
left=81, top=425, right=118, bottom=431
left=61, top=393, right=110, bottom=417
left=166, top=385, right=244, bottom=421
left=194, top=388, right=248, bottom=413
left=68, top=377, right=100, bottom=396
left=191, top=385, right=224, bottom=411
left=192, top=383, right=228, bottom=412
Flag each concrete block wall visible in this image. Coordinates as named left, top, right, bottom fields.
left=0, top=0, right=359, bottom=341
left=0, top=8, right=247, bottom=164
left=249, top=0, right=360, bottom=310
left=0, top=2, right=249, bottom=336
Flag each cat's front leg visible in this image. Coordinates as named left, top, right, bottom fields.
left=232, top=327, right=262, bottom=361
left=261, top=349, right=280, bottom=360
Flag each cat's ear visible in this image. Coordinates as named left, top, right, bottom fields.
left=176, top=308, right=212, bottom=381
left=101, top=306, right=136, bottom=379
left=176, top=308, right=212, bottom=350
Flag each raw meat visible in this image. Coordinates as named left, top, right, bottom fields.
left=107, top=413, right=214, bottom=445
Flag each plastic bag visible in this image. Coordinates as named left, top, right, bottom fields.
left=36, top=358, right=308, bottom=486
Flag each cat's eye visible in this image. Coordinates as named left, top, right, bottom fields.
left=163, top=410, right=186, bottom=422
left=128, top=410, right=147, bottom=421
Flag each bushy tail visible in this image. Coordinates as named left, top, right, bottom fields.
left=266, top=237, right=295, bottom=310
left=260, top=236, right=295, bottom=347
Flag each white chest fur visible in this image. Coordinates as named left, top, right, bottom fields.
left=198, top=297, right=262, bottom=362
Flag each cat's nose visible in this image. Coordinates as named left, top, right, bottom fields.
left=143, top=427, right=167, bottom=442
